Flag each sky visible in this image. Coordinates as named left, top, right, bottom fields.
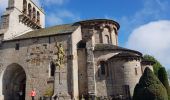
left=0, top=0, right=170, bottom=69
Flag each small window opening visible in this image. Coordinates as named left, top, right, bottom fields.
left=32, top=7, right=36, bottom=21
left=100, top=61, right=105, bottom=75
left=77, top=40, right=86, bottom=48
left=37, top=11, right=40, bottom=24
left=105, top=35, right=110, bottom=44
left=135, top=68, right=138, bottom=75
left=15, top=43, right=19, bottom=50
left=23, top=0, right=27, bottom=14
left=28, top=3, right=32, bottom=18
left=50, top=62, right=56, bottom=77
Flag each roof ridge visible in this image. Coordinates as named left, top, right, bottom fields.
left=7, top=24, right=79, bottom=41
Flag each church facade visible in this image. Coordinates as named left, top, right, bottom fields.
left=0, top=0, right=154, bottom=100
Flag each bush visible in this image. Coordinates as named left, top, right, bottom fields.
left=44, top=87, right=53, bottom=97
left=133, top=67, right=168, bottom=100
left=158, top=67, right=170, bottom=100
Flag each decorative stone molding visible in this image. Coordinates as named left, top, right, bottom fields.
left=75, top=19, right=120, bottom=30
left=109, top=52, right=142, bottom=62
left=99, top=23, right=115, bottom=33
left=75, top=19, right=120, bottom=42
left=19, top=14, right=41, bottom=29
left=141, top=60, right=155, bottom=66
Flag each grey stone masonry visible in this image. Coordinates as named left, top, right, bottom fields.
left=86, top=39, right=96, bottom=95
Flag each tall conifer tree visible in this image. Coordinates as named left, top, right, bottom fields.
left=133, top=67, right=168, bottom=100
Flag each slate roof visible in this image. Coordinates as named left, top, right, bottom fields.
left=141, top=60, right=155, bottom=65
left=113, top=52, right=141, bottom=58
left=94, top=44, right=142, bottom=56
left=13, top=24, right=79, bottom=40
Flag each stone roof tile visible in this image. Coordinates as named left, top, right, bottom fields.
left=12, top=24, right=79, bottom=40
left=94, top=44, right=142, bottom=56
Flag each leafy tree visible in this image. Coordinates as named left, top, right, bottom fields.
left=133, top=67, right=168, bottom=100
left=143, top=55, right=163, bottom=76
left=167, top=69, right=170, bottom=80
left=158, top=67, right=170, bottom=99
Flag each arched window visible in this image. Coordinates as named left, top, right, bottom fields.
left=28, top=3, right=32, bottom=19
left=135, top=68, right=138, bottom=75
left=105, top=35, right=110, bottom=44
left=77, top=40, right=86, bottom=48
left=50, top=62, right=56, bottom=77
left=37, top=11, right=40, bottom=24
left=23, top=0, right=27, bottom=14
left=32, top=7, right=36, bottom=21
left=100, top=61, right=105, bottom=75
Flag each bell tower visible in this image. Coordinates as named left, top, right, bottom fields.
left=0, top=0, right=45, bottom=40
left=8, top=0, right=15, bottom=8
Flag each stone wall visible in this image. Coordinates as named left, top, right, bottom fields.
left=141, top=61, right=154, bottom=73
left=93, top=50, right=143, bottom=99
left=142, top=64, right=153, bottom=72
left=94, top=51, right=118, bottom=98
left=0, top=33, right=74, bottom=100
left=77, top=48, right=88, bottom=97
left=80, top=19, right=119, bottom=46
left=109, top=58, right=142, bottom=98
left=70, top=26, right=82, bottom=99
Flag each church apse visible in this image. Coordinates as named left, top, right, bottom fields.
left=76, top=19, right=119, bottom=45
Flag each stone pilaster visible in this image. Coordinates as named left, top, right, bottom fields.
left=86, top=39, right=96, bottom=96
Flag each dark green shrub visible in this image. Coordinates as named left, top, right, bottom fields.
left=133, top=67, right=168, bottom=100
left=158, top=67, right=170, bottom=100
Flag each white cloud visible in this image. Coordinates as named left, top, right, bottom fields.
left=126, top=20, right=170, bottom=68
left=119, top=0, right=170, bottom=36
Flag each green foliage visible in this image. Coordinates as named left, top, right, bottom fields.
left=143, top=55, right=163, bottom=76
left=44, top=87, right=54, bottom=97
left=133, top=67, right=168, bottom=100
left=158, top=67, right=170, bottom=100
left=167, top=69, right=170, bottom=79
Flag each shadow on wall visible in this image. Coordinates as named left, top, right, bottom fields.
left=95, top=61, right=114, bottom=99
left=95, top=61, right=131, bottom=100
left=3, top=63, right=26, bottom=100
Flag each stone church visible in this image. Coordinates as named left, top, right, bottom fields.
left=0, top=0, right=154, bottom=100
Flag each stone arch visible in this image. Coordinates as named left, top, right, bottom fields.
left=23, top=0, right=27, bottom=14
left=104, top=25, right=113, bottom=33
left=33, top=7, right=36, bottom=21
left=105, top=35, right=110, bottom=44
left=101, top=27, right=111, bottom=44
left=28, top=3, right=32, bottom=18
left=96, top=60, right=108, bottom=78
left=2, top=63, right=27, bottom=100
left=37, top=11, right=40, bottom=24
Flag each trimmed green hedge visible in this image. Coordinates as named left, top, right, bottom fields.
left=133, top=67, right=168, bottom=100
